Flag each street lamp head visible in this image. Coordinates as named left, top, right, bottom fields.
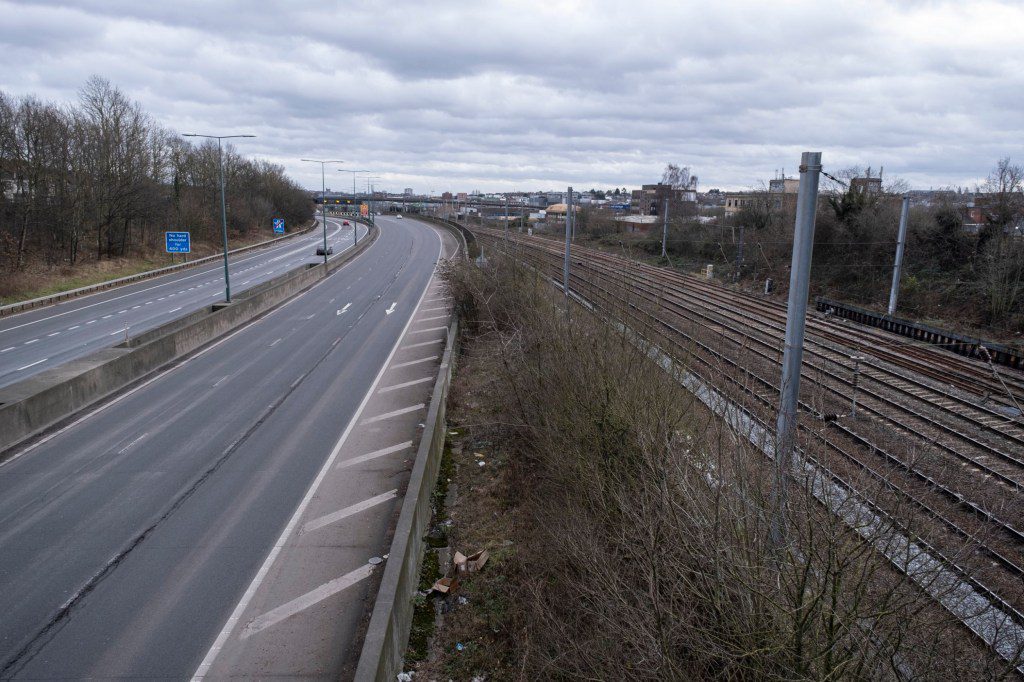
left=181, top=133, right=256, bottom=140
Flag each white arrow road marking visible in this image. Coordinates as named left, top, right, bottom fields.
left=385, top=302, right=396, bottom=315
left=336, top=303, right=351, bottom=315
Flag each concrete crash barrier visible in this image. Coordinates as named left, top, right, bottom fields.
left=0, top=219, right=320, bottom=319
left=417, top=216, right=475, bottom=260
left=816, top=296, right=1023, bottom=370
left=354, top=317, right=459, bottom=682
left=0, top=221, right=378, bottom=456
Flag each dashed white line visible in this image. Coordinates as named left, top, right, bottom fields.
left=213, top=375, right=230, bottom=387
left=0, top=347, right=13, bottom=353
left=16, top=358, right=47, bottom=371
left=390, top=355, right=439, bottom=369
left=24, top=339, right=39, bottom=345
left=378, top=376, right=433, bottom=393
left=68, top=325, right=80, bottom=330
left=102, top=314, right=113, bottom=319
left=117, top=433, right=147, bottom=454
left=239, top=564, right=375, bottom=640
left=47, top=332, right=61, bottom=337
left=402, top=339, right=441, bottom=349
left=86, top=320, right=97, bottom=324
left=301, top=489, right=398, bottom=534
left=168, top=307, right=182, bottom=313
left=361, top=403, right=425, bottom=425
left=336, top=441, right=413, bottom=469
left=269, top=338, right=282, bottom=347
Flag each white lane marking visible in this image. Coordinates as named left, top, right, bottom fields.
left=240, top=280, right=251, bottom=285
left=407, top=326, right=447, bottom=335
left=420, top=307, right=448, bottom=313
left=378, top=376, right=433, bottom=393
left=269, top=338, right=282, bottom=347
left=417, top=314, right=448, bottom=322
left=213, top=375, right=229, bottom=387
left=390, top=355, right=439, bottom=370
left=47, top=332, right=60, bottom=337
left=191, top=227, right=442, bottom=679
left=117, top=433, right=147, bottom=454
left=68, top=325, right=80, bottom=330
left=157, top=297, right=166, bottom=301
left=86, top=320, right=97, bottom=324
left=336, top=441, right=413, bottom=469
left=0, top=347, right=13, bottom=353
left=424, top=297, right=450, bottom=303
left=385, top=302, right=396, bottom=315
left=110, top=329, right=126, bottom=336
left=0, top=227, right=343, bottom=331
left=131, top=305, right=141, bottom=309
left=301, top=489, right=398, bottom=534
left=337, top=303, right=351, bottom=315
left=303, top=313, right=315, bottom=320
left=24, top=338, right=39, bottom=345
left=117, top=310, right=128, bottom=314
left=102, top=314, right=113, bottom=319
left=168, top=307, right=182, bottom=313
left=239, top=564, right=375, bottom=640
left=16, top=358, right=47, bottom=371
left=361, top=403, right=425, bottom=425
left=402, top=340, right=441, bottom=349
left=145, top=301, right=153, bottom=305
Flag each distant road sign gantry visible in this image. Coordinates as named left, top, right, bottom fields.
left=165, top=231, right=191, bottom=253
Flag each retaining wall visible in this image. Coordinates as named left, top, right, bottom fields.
left=354, top=318, right=459, bottom=682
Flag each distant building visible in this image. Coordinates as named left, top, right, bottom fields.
left=441, top=191, right=453, bottom=202
left=725, top=175, right=799, bottom=217
left=456, top=192, right=468, bottom=202
left=630, top=183, right=697, bottom=217
left=404, top=187, right=414, bottom=196
left=850, top=176, right=882, bottom=196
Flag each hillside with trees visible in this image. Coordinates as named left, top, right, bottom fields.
left=0, top=77, right=312, bottom=298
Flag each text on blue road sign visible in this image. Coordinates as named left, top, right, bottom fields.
left=165, top=231, right=191, bottom=253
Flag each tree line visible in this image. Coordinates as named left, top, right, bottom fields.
left=0, top=77, right=313, bottom=271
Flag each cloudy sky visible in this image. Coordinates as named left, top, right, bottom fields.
left=2, top=0, right=1022, bottom=193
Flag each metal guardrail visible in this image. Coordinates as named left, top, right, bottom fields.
left=0, top=219, right=320, bottom=318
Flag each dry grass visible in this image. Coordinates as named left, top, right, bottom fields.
left=414, top=253, right=1023, bottom=681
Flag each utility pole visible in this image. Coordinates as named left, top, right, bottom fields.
left=661, top=197, right=669, bottom=258
left=337, top=169, right=370, bottom=245
left=182, top=132, right=256, bottom=303
left=564, top=186, right=573, bottom=306
left=301, top=159, right=344, bottom=265
left=770, top=151, right=822, bottom=548
left=504, top=196, right=509, bottom=240
left=887, top=195, right=910, bottom=317
left=734, top=224, right=745, bottom=282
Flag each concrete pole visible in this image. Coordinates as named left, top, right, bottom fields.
left=564, top=186, right=573, bottom=303
left=770, top=151, right=822, bottom=548
left=319, top=163, right=328, bottom=265
left=887, top=195, right=910, bottom=317
left=504, top=196, right=509, bottom=240
left=661, top=197, right=669, bottom=258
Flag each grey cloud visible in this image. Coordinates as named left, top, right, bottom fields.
left=2, top=0, right=1022, bottom=192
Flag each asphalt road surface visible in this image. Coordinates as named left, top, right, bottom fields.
left=0, top=216, right=446, bottom=679
left=0, top=218, right=366, bottom=389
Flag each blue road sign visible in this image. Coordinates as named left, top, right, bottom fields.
left=273, top=218, right=285, bottom=234
left=165, top=231, right=191, bottom=253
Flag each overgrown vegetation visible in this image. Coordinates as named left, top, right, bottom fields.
left=0, top=77, right=312, bottom=287
left=571, top=160, right=1024, bottom=335
left=422, top=252, right=1021, bottom=680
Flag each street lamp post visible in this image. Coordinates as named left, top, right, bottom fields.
left=181, top=133, right=256, bottom=303
left=301, top=159, right=344, bottom=265
left=338, top=169, right=370, bottom=246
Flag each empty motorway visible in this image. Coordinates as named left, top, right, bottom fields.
left=0, top=216, right=457, bottom=679
left=0, top=218, right=367, bottom=389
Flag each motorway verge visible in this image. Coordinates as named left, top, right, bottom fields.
left=0, top=221, right=378, bottom=456
left=0, top=219, right=320, bottom=318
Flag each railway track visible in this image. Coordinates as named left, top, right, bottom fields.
left=470, top=225, right=1024, bottom=664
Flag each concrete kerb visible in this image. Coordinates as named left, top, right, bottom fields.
left=0, top=218, right=320, bottom=318
left=0, top=222, right=379, bottom=457
left=354, top=317, right=459, bottom=682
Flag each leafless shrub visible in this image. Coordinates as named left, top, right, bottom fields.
left=442, top=252, right=1022, bottom=681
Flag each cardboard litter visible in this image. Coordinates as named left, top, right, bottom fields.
left=454, top=549, right=489, bottom=573
left=431, top=575, right=459, bottom=595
